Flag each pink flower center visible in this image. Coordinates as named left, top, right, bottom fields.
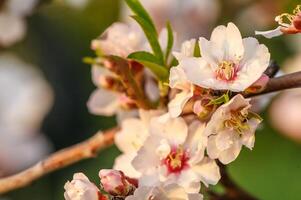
left=163, top=147, right=189, bottom=174
left=215, top=61, right=238, bottom=82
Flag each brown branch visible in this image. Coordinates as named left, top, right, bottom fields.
left=0, top=128, right=118, bottom=195
left=246, top=71, right=301, bottom=97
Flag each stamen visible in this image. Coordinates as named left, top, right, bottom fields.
left=215, top=61, right=238, bottom=82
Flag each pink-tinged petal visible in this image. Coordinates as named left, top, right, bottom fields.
left=125, top=186, right=153, bottom=200
left=215, top=131, right=236, bottom=151
left=192, top=157, right=221, bottom=187
left=91, top=65, right=113, bottom=87
left=87, top=89, right=120, bottom=116
left=150, top=114, right=188, bottom=145
left=113, top=153, right=141, bottom=179
left=255, top=27, right=283, bottom=38
left=168, top=90, right=193, bottom=118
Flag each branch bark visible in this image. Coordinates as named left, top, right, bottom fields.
left=246, top=71, right=301, bottom=97
left=0, top=128, right=117, bottom=195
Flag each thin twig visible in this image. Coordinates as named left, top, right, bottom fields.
left=0, top=128, right=117, bottom=195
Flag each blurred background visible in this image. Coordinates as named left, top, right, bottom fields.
left=0, top=0, right=301, bottom=199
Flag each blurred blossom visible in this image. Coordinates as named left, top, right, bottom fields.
left=270, top=54, right=301, bottom=142
left=236, top=2, right=278, bottom=34
left=0, top=54, right=53, bottom=174
left=0, top=0, right=37, bottom=47
left=121, top=0, right=220, bottom=43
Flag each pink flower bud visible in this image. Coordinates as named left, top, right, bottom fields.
left=64, top=173, right=100, bottom=200
left=245, top=74, right=269, bottom=94
left=99, top=169, right=136, bottom=196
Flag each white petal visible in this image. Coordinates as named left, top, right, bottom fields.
left=125, top=187, right=153, bottom=200
left=192, top=157, right=221, bottom=187
left=113, top=153, right=141, bottom=178
left=219, top=139, right=242, bottom=164
left=206, top=136, right=220, bottom=160
left=180, top=57, right=216, bottom=89
left=255, top=27, right=283, bottom=39
left=199, top=37, right=222, bottom=67
left=176, top=170, right=201, bottom=193
left=91, top=65, right=113, bottom=87
left=225, top=22, right=244, bottom=61
left=215, top=131, right=236, bottom=151
left=132, top=136, right=161, bottom=173
left=87, top=88, right=119, bottom=116
left=169, top=66, right=189, bottom=89
left=173, top=39, right=196, bottom=61
left=150, top=114, right=188, bottom=145
left=168, top=90, right=193, bottom=118
left=185, top=121, right=207, bottom=164
left=115, top=118, right=148, bottom=153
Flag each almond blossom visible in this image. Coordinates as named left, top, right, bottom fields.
left=113, top=109, right=163, bottom=178
left=256, top=5, right=301, bottom=38
left=64, top=173, right=101, bottom=200
left=205, top=94, right=262, bottom=164
left=87, top=65, right=137, bottom=118
left=168, top=39, right=196, bottom=117
left=126, top=184, right=203, bottom=200
left=132, top=113, right=220, bottom=193
left=0, top=0, right=37, bottom=47
left=178, top=22, right=270, bottom=92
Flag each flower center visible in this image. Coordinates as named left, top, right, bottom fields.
left=224, top=109, right=249, bottom=134
left=163, top=146, right=189, bottom=174
left=215, top=61, right=238, bottom=82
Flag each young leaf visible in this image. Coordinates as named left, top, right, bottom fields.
left=194, top=40, right=201, bottom=57
left=131, top=15, right=164, bottom=64
left=165, top=22, right=174, bottom=63
left=124, top=0, right=156, bottom=32
left=128, top=51, right=169, bottom=80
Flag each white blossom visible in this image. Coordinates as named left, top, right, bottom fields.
left=126, top=184, right=203, bottom=200
left=64, top=173, right=100, bottom=200
left=178, top=22, right=270, bottom=92
left=114, top=109, right=164, bottom=178
left=132, top=114, right=220, bottom=193
left=205, top=94, right=262, bottom=164
left=0, top=0, right=37, bottom=47
left=168, top=39, right=196, bottom=117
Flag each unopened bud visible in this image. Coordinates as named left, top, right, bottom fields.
left=193, top=97, right=216, bottom=120
left=245, top=74, right=269, bottom=94
left=99, top=169, right=136, bottom=197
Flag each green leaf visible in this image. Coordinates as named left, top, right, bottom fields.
left=131, top=15, right=164, bottom=64
left=207, top=92, right=230, bottom=106
left=194, top=40, right=201, bottom=57
left=165, top=22, right=174, bottom=63
left=128, top=51, right=161, bottom=64
left=124, top=0, right=156, bottom=32
left=128, top=51, right=169, bottom=80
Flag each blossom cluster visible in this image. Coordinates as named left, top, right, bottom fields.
left=63, top=1, right=301, bottom=199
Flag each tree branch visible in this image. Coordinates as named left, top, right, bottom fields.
left=0, top=128, right=118, bottom=195
left=247, top=71, right=301, bottom=97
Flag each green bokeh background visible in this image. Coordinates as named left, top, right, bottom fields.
left=2, top=0, right=301, bottom=199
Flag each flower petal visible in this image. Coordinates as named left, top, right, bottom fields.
left=87, top=88, right=119, bottom=116
left=168, top=90, right=193, bottom=118
left=255, top=27, right=283, bottom=39
left=192, top=157, right=221, bottom=187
